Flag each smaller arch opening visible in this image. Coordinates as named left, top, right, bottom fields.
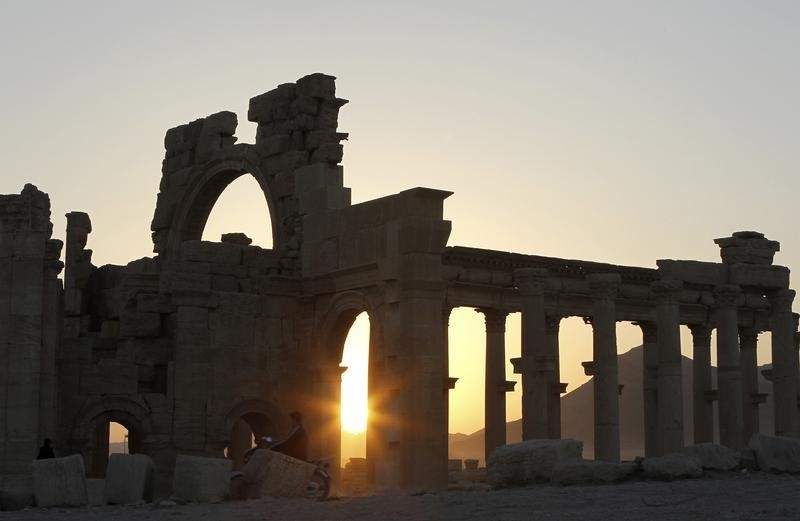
left=87, top=417, right=141, bottom=477
left=227, top=413, right=272, bottom=470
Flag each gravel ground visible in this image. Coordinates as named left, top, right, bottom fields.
left=2, top=472, right=800, bottom=521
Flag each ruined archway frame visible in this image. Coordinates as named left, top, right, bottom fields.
left=161, top=149, right=282, bottom=261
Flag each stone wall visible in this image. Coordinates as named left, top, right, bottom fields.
left=0, top=184, right=62, bottom=490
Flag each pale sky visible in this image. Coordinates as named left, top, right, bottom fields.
left=2, top=1, right=798, bottom=437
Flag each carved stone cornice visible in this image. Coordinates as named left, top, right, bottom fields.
left=477, top=307, right=508, bottom=333
left=688, top=323, right=712, bottom=344
left=587, top=273, right=621, bottom=301
left=514, top=267, right=548, bottom=296
left=768, top=288, right=795, bottom=313
left=545, top=314, right=562, bottom=334
left=651, top=279, right=683, bottom=304
left=633, top=321, right=657, bottom=343
left=714, top=284, right=742, bottom=309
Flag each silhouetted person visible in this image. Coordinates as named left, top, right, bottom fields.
left=37, top=438, right=55, bottom=460
left=272, top=411, right=308, bottom=461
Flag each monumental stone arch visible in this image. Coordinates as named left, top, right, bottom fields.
left=1, top=73, right=799, bottom=496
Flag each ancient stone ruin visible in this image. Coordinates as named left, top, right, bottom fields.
left=1, top=73, right=798, bottom=497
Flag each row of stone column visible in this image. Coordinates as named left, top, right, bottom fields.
left=507, top=269, right=799, bottom=462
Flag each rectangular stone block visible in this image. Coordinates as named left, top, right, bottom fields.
left=176, top=306, right=209, bottom=329
left=180, top=241, right=242, bottom=265
left=33, top=454, right=88, bottom=507
left=172, top=455, right=231, bottom=503
left=120, top=311, right=161, bottom=338
left=730, top=263, right=790, bottom=289
left=104, top=454, right=155, bottom=505
left=656, top=259, right=726, bottom=286
left=293, top=164, right=343, bottom=194
left=86, top=478, right=105, bottom=506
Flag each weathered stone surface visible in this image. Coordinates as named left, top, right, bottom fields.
left=86, top=478, right=105, bottom=506
left=33, top=454, right=88, bottom=507
left=681, top=443, right=740, bottom=471
left=487, top=439, right=583, bottom=488
left=551, top=459, right=637, bottom=485
left=749, top=433, right=800, bottom=473
left=105, top=454, right=155, bottom=505
left=172, top=455, right=231, bottom=503
left=233, top=449, right=316, bottom=499
left=642, top=453, right=703, bottom=480
left=0, top=487, right=34, bottom=511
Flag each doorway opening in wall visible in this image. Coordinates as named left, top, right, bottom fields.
left=227, top=413, right=271, bottom=471
left=202, top=174, right=273, bottom=248
left=88, top=418, right=139, bottom=477
left=108, top=421, right=129, bottom=457
left=340, top=312, right=369, bottom=494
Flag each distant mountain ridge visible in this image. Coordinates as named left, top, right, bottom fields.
left=448, top=344, right=776, bottom=465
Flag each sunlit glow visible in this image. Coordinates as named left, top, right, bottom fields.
left=109, top=421, right=128, bottom=456
left=202, top=175, right=273, bottom=248
left=340, top=313, right=370, bottom=433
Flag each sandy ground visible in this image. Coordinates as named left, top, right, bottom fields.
left=2, top=472, right=800, bottom=521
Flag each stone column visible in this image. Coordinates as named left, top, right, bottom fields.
left=689, top=324, right=713, bottom=444
left=715, top=284, right=744, bottom=448
left=768, top=289, right=798, bottom=438
left=545, top=314, right=563, bottom=439
left=478, top=308, right=509, bottom=461
left=739, top=327, right=760, bottom=443
left=652, top=279, right=684, bottom=455
left=635, top=321, right=658, bottom=456
left=514, top=268, right=549, bottom=440
left=587, top=273, right=621, bottom=462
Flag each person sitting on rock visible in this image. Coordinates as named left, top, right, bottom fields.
left=272, top=411, right=308, bottom=461
left=37, top=438, right=55, bottom=459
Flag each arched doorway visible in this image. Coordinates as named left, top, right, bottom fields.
left=339, top=312, right=370, bottom=494
left=227, top=412, right=273, bottom=470
left=316, top=292, right=378, bottom=494
left=85, top=416, right=142, bottom=477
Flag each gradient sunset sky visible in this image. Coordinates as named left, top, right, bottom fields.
left=2, top=1, right=798, bottom=437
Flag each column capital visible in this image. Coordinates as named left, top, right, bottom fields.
left=739, top=326, right=759, bottom=346
left=514, top=267, right=549, bottom=296
left=651, top=279, right=683, bottom=303
left=768, top=288, right=795, bottom=313
left=587, top=273, right=621, bottom=301
left=714, top=284, right=742, bottom=309
left=477, top=307, right=508, bottom=333
left=545, top=313, right=562, bottom=334
left=633, top=321, right=657, bottom=343
left=688, top=323, right=712, bottom=343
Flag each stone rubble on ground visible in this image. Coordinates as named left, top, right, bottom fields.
left=641, top=453, right=703, bottom=480
left=551, top=459, right=637, bottom=485
left=171, top=455, right=231, bottom=503
left=749, top=433, right=800, bottom=473
left=105, top=454, right=156, bottom=505
left=32, top=454, right=89, bottom=507
left=680, top=443, right=740, bottom=471
left=487, top=439, right=583, bottom=487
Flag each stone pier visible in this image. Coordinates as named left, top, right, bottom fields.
left=588, top=273, right=621, bottom=462
left=715, top=285, right=744, bottom=448
left=769, top=289, right=798, bottom=438
left=652, top=279, right=684, bottom=455
left=690, top=324, right=714, bottom=444
left=739, top=326, right=761, bottom=443
left=515, top=268, right=550, bottom=441
left=636, top=321, right=658, bottom=456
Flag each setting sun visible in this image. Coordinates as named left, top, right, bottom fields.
left=340, top=313, right=370, bottom=434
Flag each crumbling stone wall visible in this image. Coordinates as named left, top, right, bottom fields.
left=0, top=185, right=62, bottom=490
